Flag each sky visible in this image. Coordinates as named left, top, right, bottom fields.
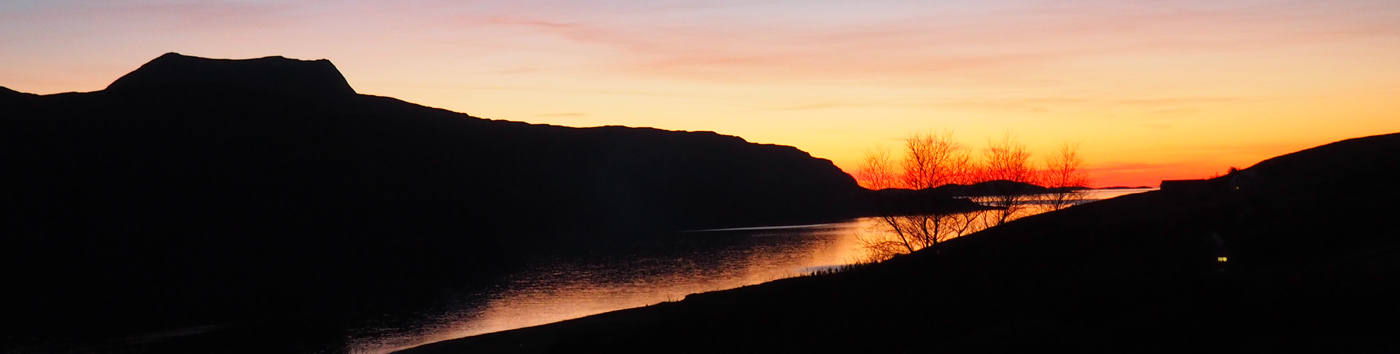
left=3, top=0, right=1399, bottom=187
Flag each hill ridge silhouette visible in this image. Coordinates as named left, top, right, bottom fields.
left=0, top=86, right=38, bottom=102
left=106, top=52, right=356, bottom=98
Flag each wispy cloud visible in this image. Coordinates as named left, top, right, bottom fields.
left=440, top=0, right=1400, bottom=85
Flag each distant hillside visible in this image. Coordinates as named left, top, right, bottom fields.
left=403, top=132, right=1400, bottom=353
left=862, top=180, right=1048, bottom=215
left=0, top=53, right=867, bottom=346
left=1, top=53, right=866, bottom=235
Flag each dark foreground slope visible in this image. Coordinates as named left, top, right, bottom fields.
left=404, top=132, right=1400, bottom=353
left=0, top=54, right=865, bottom=350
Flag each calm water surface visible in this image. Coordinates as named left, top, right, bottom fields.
left=349, top=188, right=1154, bottom=353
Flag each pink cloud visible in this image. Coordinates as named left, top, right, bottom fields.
left=442, top=0, right=1400, bottom=86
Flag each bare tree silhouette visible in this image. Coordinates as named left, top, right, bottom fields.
left=857, top=145, right=917, bottom=254
left=855, top=130, right=1088, bottom=260
left=981, top=132, right=1037, bottom=226
left=1041, top=142, right=1089, bottom=211
left=857, top=130, right=982, bottom=259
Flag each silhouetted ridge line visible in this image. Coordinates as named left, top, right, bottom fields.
left=106, top=52, right=356, bottom=98
left=0, top=86, right=38, bottom=102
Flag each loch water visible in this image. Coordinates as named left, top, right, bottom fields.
left=350, top=188, right=1154, bottom=353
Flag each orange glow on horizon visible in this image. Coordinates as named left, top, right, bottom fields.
left=3, top=1, right=1399, bottom=188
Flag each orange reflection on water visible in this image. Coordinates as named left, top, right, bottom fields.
left=350, top=188, right=1153, bottom=354
left=350, top=222, right=871, bottom=354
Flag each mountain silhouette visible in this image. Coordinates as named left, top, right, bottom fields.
left=106, top=52, right=356, bottom=98
left=0, top=53, right=867, bottom=350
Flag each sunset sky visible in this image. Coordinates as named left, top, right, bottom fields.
left=3, top=0, right=1398, bottom=187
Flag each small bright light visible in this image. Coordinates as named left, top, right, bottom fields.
left=1217, top=257, right=1228, bottom=263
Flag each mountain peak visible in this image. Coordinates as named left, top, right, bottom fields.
left=106, top=52, right=356, bottom=97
